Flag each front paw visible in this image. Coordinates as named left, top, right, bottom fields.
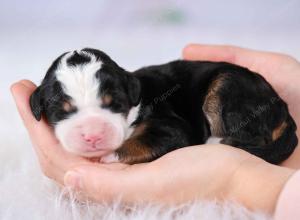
left=100, top=153, right=119, bottom=163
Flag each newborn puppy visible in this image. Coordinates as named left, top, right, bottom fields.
left=30, top=48, right=298, bottom=164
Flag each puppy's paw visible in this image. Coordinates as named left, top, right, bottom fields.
left=100, top=153, right=119, bottom=163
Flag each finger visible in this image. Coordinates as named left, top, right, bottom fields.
left=58, top=162, right=129, bottom=186
left=10, top=80, right=59, bottom=147
left=183, top=44, right=239, bottom=63
left=182, top=43, right=280, bottom=72
left=18, top=79, right=36, bottom=90
left=64, top=163, right=154, bottom=203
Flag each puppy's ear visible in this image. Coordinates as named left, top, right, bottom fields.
left=127, top=75, right=141, bottom=106
left=30, top=86, right=44, bottom=121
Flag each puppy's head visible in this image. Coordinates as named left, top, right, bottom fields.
left=30, top=48, right=141, bottom=157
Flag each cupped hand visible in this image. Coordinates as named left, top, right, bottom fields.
left=183, top=44, right=300, bottom=168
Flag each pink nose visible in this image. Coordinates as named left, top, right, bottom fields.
left=81, top=133, right=102, bottom=144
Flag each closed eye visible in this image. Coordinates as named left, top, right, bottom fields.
left=100, top=91, right=130, bottom=113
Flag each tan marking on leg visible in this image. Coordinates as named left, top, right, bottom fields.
left=272, top=121, right=287, bottom=141
left=116, top=138, right=153, bottom=164
left=203, top=74, right=227, bottom=136
left=116, top=123, right=153, bottom=164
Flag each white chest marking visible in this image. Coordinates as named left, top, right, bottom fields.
left=205, top=136, right=222, bottom=145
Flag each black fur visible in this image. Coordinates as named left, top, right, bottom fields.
left=30, top=49, right=298, bottom=164
left=131, top=61, right=298, bottom=164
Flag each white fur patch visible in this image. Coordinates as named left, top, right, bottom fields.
left=100, top=153, right=119, bottom=163
left=127, top=104, right=140, bottom=125
left=125, top=104, right=140, bottom=138
left=56, top=51, right=102, bottom=108
left=205, top=137, right=222, bottom=145
left=54, top=107, right=127, bottom=157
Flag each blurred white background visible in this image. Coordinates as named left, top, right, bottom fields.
left=0, top=0, right=300, bottom=138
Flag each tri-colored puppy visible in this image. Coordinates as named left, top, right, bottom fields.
left=30, top=48, right=298, bottom=164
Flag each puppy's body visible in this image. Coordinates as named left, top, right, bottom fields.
left=130, top=61, right=297, bottom=164
left=30, top=49, right=298, bottom=164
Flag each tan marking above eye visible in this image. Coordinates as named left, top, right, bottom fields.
left=102, top=94, right=113, bottom=106
left=63, top=101, right=73, bottom=112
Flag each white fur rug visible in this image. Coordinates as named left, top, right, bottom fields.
left=0, top=101, right=270, bottom=220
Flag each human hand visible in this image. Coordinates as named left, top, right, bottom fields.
left=64, top=145, right=296, bottom=214
left=183, top=44, right=300, bottom=169
left=10, top=44, right=299, bottom=214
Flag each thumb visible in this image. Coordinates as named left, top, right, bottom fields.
left=64, top=163, right=152, bottom=203
left=11, top=80, right=59, bottom=147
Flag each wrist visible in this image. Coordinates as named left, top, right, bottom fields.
left=228, top=156, right=295, bottom=213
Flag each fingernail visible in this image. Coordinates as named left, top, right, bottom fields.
left=64, top=171, right=82, bottom=189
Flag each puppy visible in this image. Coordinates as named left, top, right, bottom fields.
left=30, top=48, right=298, bottom=164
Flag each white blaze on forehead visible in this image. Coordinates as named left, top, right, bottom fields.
left=56, top=51, right=102, bottom=108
